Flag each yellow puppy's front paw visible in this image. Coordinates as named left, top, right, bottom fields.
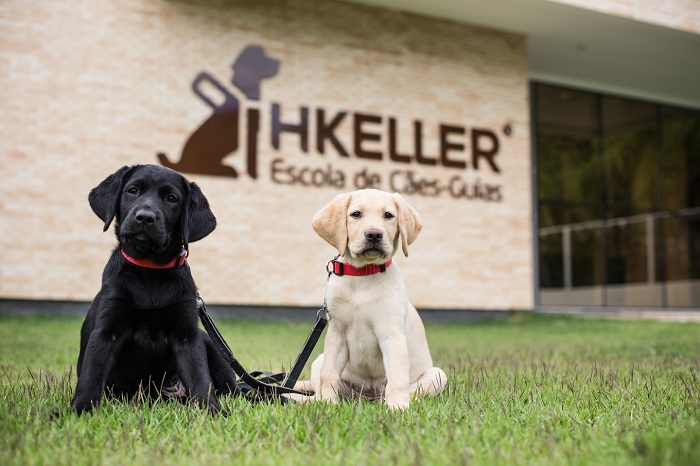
left=317, top=393, right=339, bottom=404
left=292, top=380, right=314, bottom=393
left=282, top=393, right=315, bottom=404
left=386, top=394, right=411, bottom=410
left=317, top=384, right=340, bottom=403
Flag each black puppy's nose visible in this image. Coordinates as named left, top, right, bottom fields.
left=365, top=229, right=383, bottom=242
left=135, top=209, right=156, bottom=225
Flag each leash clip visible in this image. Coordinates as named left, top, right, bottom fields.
left=317, top=303, right=331, bottom=322
left=326, top=255, right=342, bottom=279
left=176, top=248, right=189, bottom=268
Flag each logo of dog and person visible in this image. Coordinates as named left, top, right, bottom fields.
left=159, top=44, right=507, bottom=202
left=158, top=45, right=279, bottom=179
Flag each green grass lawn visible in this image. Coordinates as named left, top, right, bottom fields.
left=1, top=313, right=699, bottom=466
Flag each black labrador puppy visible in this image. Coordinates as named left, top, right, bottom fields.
left=72, top=164, right=237, bottom=415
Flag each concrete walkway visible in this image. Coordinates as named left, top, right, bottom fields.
left=2, top=299, right=699, bottom=323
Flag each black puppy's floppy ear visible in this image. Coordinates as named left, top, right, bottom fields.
left=182, top=181, right=216, bottom=249
left=88, top=166, right=132, bottom=232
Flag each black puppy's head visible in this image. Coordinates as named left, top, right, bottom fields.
left=88, top=165, right=216, bottom=260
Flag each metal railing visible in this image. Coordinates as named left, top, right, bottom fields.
left=539, top=207, right=700, bottom=290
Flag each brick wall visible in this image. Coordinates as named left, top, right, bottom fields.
left=550, top=0, right=700, bottom=34
left=0, top=0, right=531, bottom=310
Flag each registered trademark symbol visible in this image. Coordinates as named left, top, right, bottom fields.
left=503, top=124, right=513, bottom=137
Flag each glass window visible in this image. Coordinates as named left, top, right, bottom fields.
left=662, top=108, right=700, bottom=210
left=534, top=83, right=700, bottom=308
left=661, top=216, right=700, bottom=282
left=537, top=86, right=599, bottom=228
left=571, top=227, right=603, bottom=288
left=659, top=108, right=700, bottom=303
left=539, top=232, right=564, bottom=289
left=602, top=97, right=658, bottom=215
left=603, top=221, right=648, bottom=285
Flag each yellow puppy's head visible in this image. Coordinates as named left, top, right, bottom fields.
left=312, top=189, right=422, bottom=266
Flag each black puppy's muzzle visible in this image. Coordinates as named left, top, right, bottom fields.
left=123, top=206, right=161, bottom=233
left=121, top=206, right=168, bottom=250
left=134, top=209, right=156, bottom=226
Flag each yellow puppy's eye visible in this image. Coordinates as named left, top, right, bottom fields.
left=350, top=211, right=361, bottom=219
left=384, top=212, right=395, bottom=219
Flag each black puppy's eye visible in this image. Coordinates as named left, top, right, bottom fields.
left=384, top=212, right=395, bottom=220
left=166, top=194, right=178, bottom=203
left=350, top=211, right=361, bottom=219
left=127, top=187, right=138, bottom=195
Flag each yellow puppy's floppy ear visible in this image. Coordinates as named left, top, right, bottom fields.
left=393, top=193, right=422, bottom=257
left=312, top=192, right=352, bottom=256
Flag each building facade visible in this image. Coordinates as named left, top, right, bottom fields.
left=1, top=0, right=698, bottom=312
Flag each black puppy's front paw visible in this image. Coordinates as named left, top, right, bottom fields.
left=214, top=408, right=229, bottom=418
left=72, top=397, right=99, bottom=415
left=202, top=399, right=224, bottom=417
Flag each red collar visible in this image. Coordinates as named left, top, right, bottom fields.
left=120, top=248, right=187, bottom=269
left=327, top=257, right=392, bottom=277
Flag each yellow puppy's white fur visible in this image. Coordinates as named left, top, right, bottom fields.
left=290, top=189, right=446, bottom=410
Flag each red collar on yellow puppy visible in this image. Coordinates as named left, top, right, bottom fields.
left=327, top=257, right=392, bottom=277
left=120, top=248, right=187, bottom=269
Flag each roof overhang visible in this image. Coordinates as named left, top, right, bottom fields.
left=342, top=0, right=700, bottom=109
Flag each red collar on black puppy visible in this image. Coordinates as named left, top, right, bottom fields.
left=327, top=257, right=392, bottom=277
left=120, top=248, right=188, bottom=269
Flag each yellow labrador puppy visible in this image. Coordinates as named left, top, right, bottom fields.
left=292, top=189, right=446, bottom=410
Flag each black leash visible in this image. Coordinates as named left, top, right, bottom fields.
left=281, top=307, right=329, bottom=388
left=197, top=294, right=329, bottom=400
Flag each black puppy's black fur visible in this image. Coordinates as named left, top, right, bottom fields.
left=72, top=164, right=237, bottom=414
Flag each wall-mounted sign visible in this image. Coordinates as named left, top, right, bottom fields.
left=158, top=45, right=511, bottom=202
